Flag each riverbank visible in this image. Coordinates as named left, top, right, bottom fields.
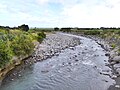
left=68, top=31, right=120, bottom=89
left=0, top=54, right=31, bottom=85
left=0, top=32, right=81, bottom=85
left=32, top=32, right=80, bottom=62
left=86, top=36, right=120, bottom=89
left=85, top=36, right=120, bottom=76
left=0, top=29, right=46, bottom=85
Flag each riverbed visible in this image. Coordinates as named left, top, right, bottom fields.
left=0, top=33, right=116, bottom=90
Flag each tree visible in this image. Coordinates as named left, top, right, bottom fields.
left=60, top=27, right=71, bottom=32
left=54, top=27, right=59, bottom=31
left=18, top=24, right=29, bottom=32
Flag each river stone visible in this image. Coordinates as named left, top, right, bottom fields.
left=115, top=85, right=120, bottom=88
left=105, top=53, right=110, bottom=56
left=113, top=63, right=120, bottom=69
left=69, top=47, right=74, bottom=50
left=111, top=75, right=117, bottom=79
left=110, top=61, right=116, bottom=65
left=116, top=68, right=120, bottom=75
left=75, top=59, right=79, bottom=62
left=112, top=56, right=120, bottom=62
left=11, top=79, right=14, bottom=81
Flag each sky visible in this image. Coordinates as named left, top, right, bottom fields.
left=0, top=0, right=120, bottom=28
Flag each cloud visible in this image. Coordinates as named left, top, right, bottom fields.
left=36, top=0, right=79, bottom=7
left=59, top=0, right=120, bottom=27
left=1, top=0, right=120, bottom=27
left=0, top=3, right=7, bottom=13
left=36, top=0, right=50, bottom=5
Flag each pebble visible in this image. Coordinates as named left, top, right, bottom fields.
left=111, top=75, right=117, bottom=79
left=105, top=53, right=110, bottom=56
left=104, top=60, right=107, bottom=62
left=74, top=55, right=77, bottom=57
left=115, top=85, right=120, bottom=88
left=18, top=74, right=21, bottom=77
left=33, top=33, right=80, bottom=62
left=62, top=62, right=65, bottom=66
left=82, top=52, right=85, bottom=54
left=116, top=68, right=120, bottom=75
left=102, top=79, right=108, bottom=82
left=69, top=47, right=74, bottom=50
left=112, top=56, right=120, bottom=62
left=75, top=59, right=79, bottom=62
left=68, top=62, right=71, bottom=65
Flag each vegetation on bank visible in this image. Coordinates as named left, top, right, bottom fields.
left=99, top=30, right=120, bottom=51
left=69, top=29, right=120, bottom=54
left=0, top=25, right=46, bottom=69
left=50, top=27, right=120, bottom=54
left=29, top=27, right=120, bottom=53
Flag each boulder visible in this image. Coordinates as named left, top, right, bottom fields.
left=116, top=68, right=120, bottom=75
left=111, top=75, right=117, bottom=79
left=115, top=85, right=120, bottom=88
left=113, top=63, right=120, bottom=69
left=112, top=56, right=120, bottom=62
left=105, top=53, right=110, bottom=56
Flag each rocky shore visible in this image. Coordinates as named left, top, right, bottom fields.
left=88, top=36, right=120, bottom=75
left=32, top=32, right=80, bottom=62
left=69, top=32, right=120, bottom=76
left=84, top=35, right=120, bottom=89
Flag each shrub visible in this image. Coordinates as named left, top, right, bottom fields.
left=84, top=30, right=101, bottom=35
left=37, top=32, right=46, bottom=38
left=111, top=43, right=116, bottom=49
left=0, top=28, right=46, bottom=68
left=11, top=34, right=35, bottom=57
left=0, top=40, right=13, bottom=68
left=37, top=35, right=43, bottom=43
left=54, top=27, right=59, bottom=31
left=37, top=32, right=46, bottom=43
left=18, top=24, right=29, bottom=32
left=117, top=30, right=120, bottom=35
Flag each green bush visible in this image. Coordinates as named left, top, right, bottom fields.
left=0, top=30, right=43, bottom=68
left=0, top=28, right=46, bottom=69
left=38, top=32, right=46, bottom=38
left=37, top=35, right=43, bottom=43
left=117, top=30, right=120, bottom=35
left=0, top=40, right=13, bottom=68
left=111, top=43, right=116, bottom=49
left=84, top=30, right=101, bottom=35
left=11, top=34, right=35, bottom=57
left=37, top=32, right=46, bottom=43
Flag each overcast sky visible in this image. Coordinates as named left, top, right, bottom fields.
left=0, top=0, right=120, bottom=27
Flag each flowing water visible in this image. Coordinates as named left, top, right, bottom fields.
left=0, top=34, right=115, bottom=90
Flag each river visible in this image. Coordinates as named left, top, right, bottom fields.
left=0, top=34, right=115, bottom=90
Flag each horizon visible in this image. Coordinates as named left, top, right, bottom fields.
left=1, top=24, right=120, bottom=29
left=0, top=0, right=120, bottom=27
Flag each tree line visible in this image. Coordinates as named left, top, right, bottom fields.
left=54, top=27, right=120, bottom=32
left=0, top=24, right=29, bottom=32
